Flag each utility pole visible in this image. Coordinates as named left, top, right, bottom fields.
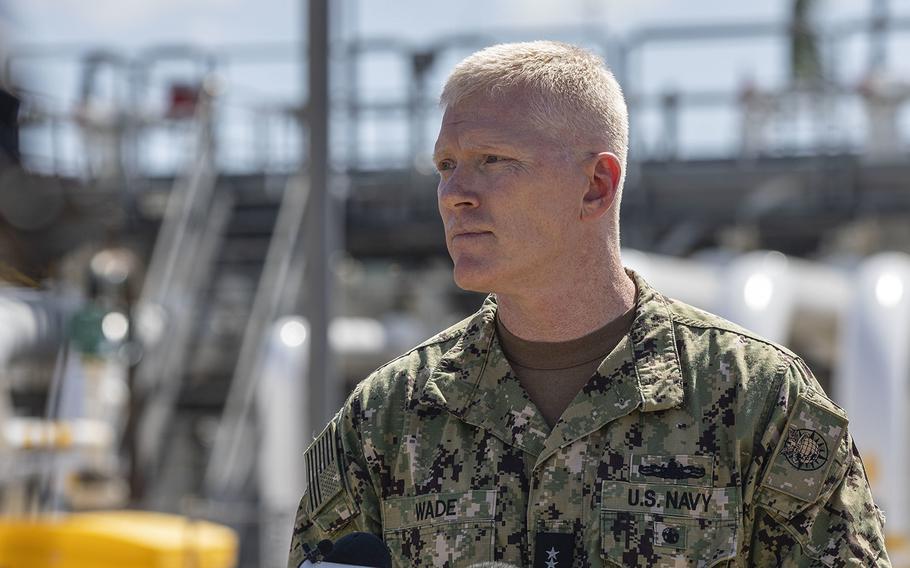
left=305, top=0, right=334, bottom=437
left=869, top=0, right=889, bottom=73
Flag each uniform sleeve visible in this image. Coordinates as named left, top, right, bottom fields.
left=287, top=398, right=382, bottom=568
left=745, top=359, right=890, bottom=567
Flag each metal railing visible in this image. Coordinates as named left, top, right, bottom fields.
left=5, top=15, right=910, bottom=180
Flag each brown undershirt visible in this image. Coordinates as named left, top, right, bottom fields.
left=495, top=305, right=636, bottom=428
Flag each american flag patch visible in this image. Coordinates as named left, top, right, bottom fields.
left=304, top=422, right=343, bottom=514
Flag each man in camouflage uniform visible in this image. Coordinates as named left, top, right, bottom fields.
left=288, top=41, right=889, bottom=567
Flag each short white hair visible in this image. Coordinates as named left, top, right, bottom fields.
left=440, top=41, right=629, bottom=169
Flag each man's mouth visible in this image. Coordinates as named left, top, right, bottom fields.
left=452, top=231, right=492, bottom=240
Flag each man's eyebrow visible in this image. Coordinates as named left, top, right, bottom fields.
left=472, top=142, right=516, bottom=153
left=433, top=141, right=518, bottom=162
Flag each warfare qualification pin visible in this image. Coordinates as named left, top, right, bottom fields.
left=781, top=427, right=829, bottom=471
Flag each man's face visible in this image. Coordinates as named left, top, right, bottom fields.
left=433, top=91, right=588, bottom=295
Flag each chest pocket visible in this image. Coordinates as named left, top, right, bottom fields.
left=600, top=480, right=740, bottom=568
left=381, top=490, right=497, bottom=568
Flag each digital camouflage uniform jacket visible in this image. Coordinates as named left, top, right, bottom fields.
left=288, top=272, right=889, bottom=567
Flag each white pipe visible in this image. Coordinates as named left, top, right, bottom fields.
left=720, top=251, right=848, bottom=343
left=622, top=249, right=720, bottom=311
left=258, top=316, right=309, bottom=568
left=835, top=252, right=910, bottom=548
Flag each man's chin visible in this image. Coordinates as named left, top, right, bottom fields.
left=452, top=266, right=496, bottom=294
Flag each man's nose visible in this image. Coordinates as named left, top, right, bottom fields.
left=438, top=168, right=479, bottom=210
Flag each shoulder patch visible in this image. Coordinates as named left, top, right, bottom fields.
left=304, top=421, right=343, bottom=515
left=761, top=393, right=849, bottom=502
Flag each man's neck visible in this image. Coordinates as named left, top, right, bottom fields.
left=495, top=263, right=636, bottom=343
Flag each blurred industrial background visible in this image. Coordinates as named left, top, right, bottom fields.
left=1, top=0, right=909, bottom=566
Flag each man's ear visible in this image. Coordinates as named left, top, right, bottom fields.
left=581, top=152, right=622, bottom=221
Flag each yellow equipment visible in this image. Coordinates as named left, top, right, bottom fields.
left=0, top=510, right=237, bottom=568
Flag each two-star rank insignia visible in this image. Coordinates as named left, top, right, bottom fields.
left=534, top=532, right=573, bottom=568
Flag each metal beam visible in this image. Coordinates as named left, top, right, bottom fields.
left=305, top=0, right=335, bottom=437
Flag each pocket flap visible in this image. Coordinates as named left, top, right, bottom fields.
left=602, top=511, right=738, bottom=567
left=311, top=490, right=360, bottom=534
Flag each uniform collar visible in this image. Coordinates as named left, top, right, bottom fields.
left=418, top=270, right=684, bottom=458
left=625, top=269, right=685, bottom=412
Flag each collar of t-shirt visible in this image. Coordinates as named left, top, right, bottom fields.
left=495, top=306, right=636, bottom=370
left=494, top=306, right=637, bottom=428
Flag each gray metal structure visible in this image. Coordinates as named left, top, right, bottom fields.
left=305, top=0, right=335, bottom=445
left=3, top=5, right=910, bottom=563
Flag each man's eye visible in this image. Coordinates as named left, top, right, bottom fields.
left=483, top=155, right=505, bottom=164
left=437, top=159, right=455, bottom=172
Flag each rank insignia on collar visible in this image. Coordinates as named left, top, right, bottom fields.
left=534, top=532, right=574, bottom=568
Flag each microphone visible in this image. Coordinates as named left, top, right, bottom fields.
left=298, top=532, right=392, bottom=568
